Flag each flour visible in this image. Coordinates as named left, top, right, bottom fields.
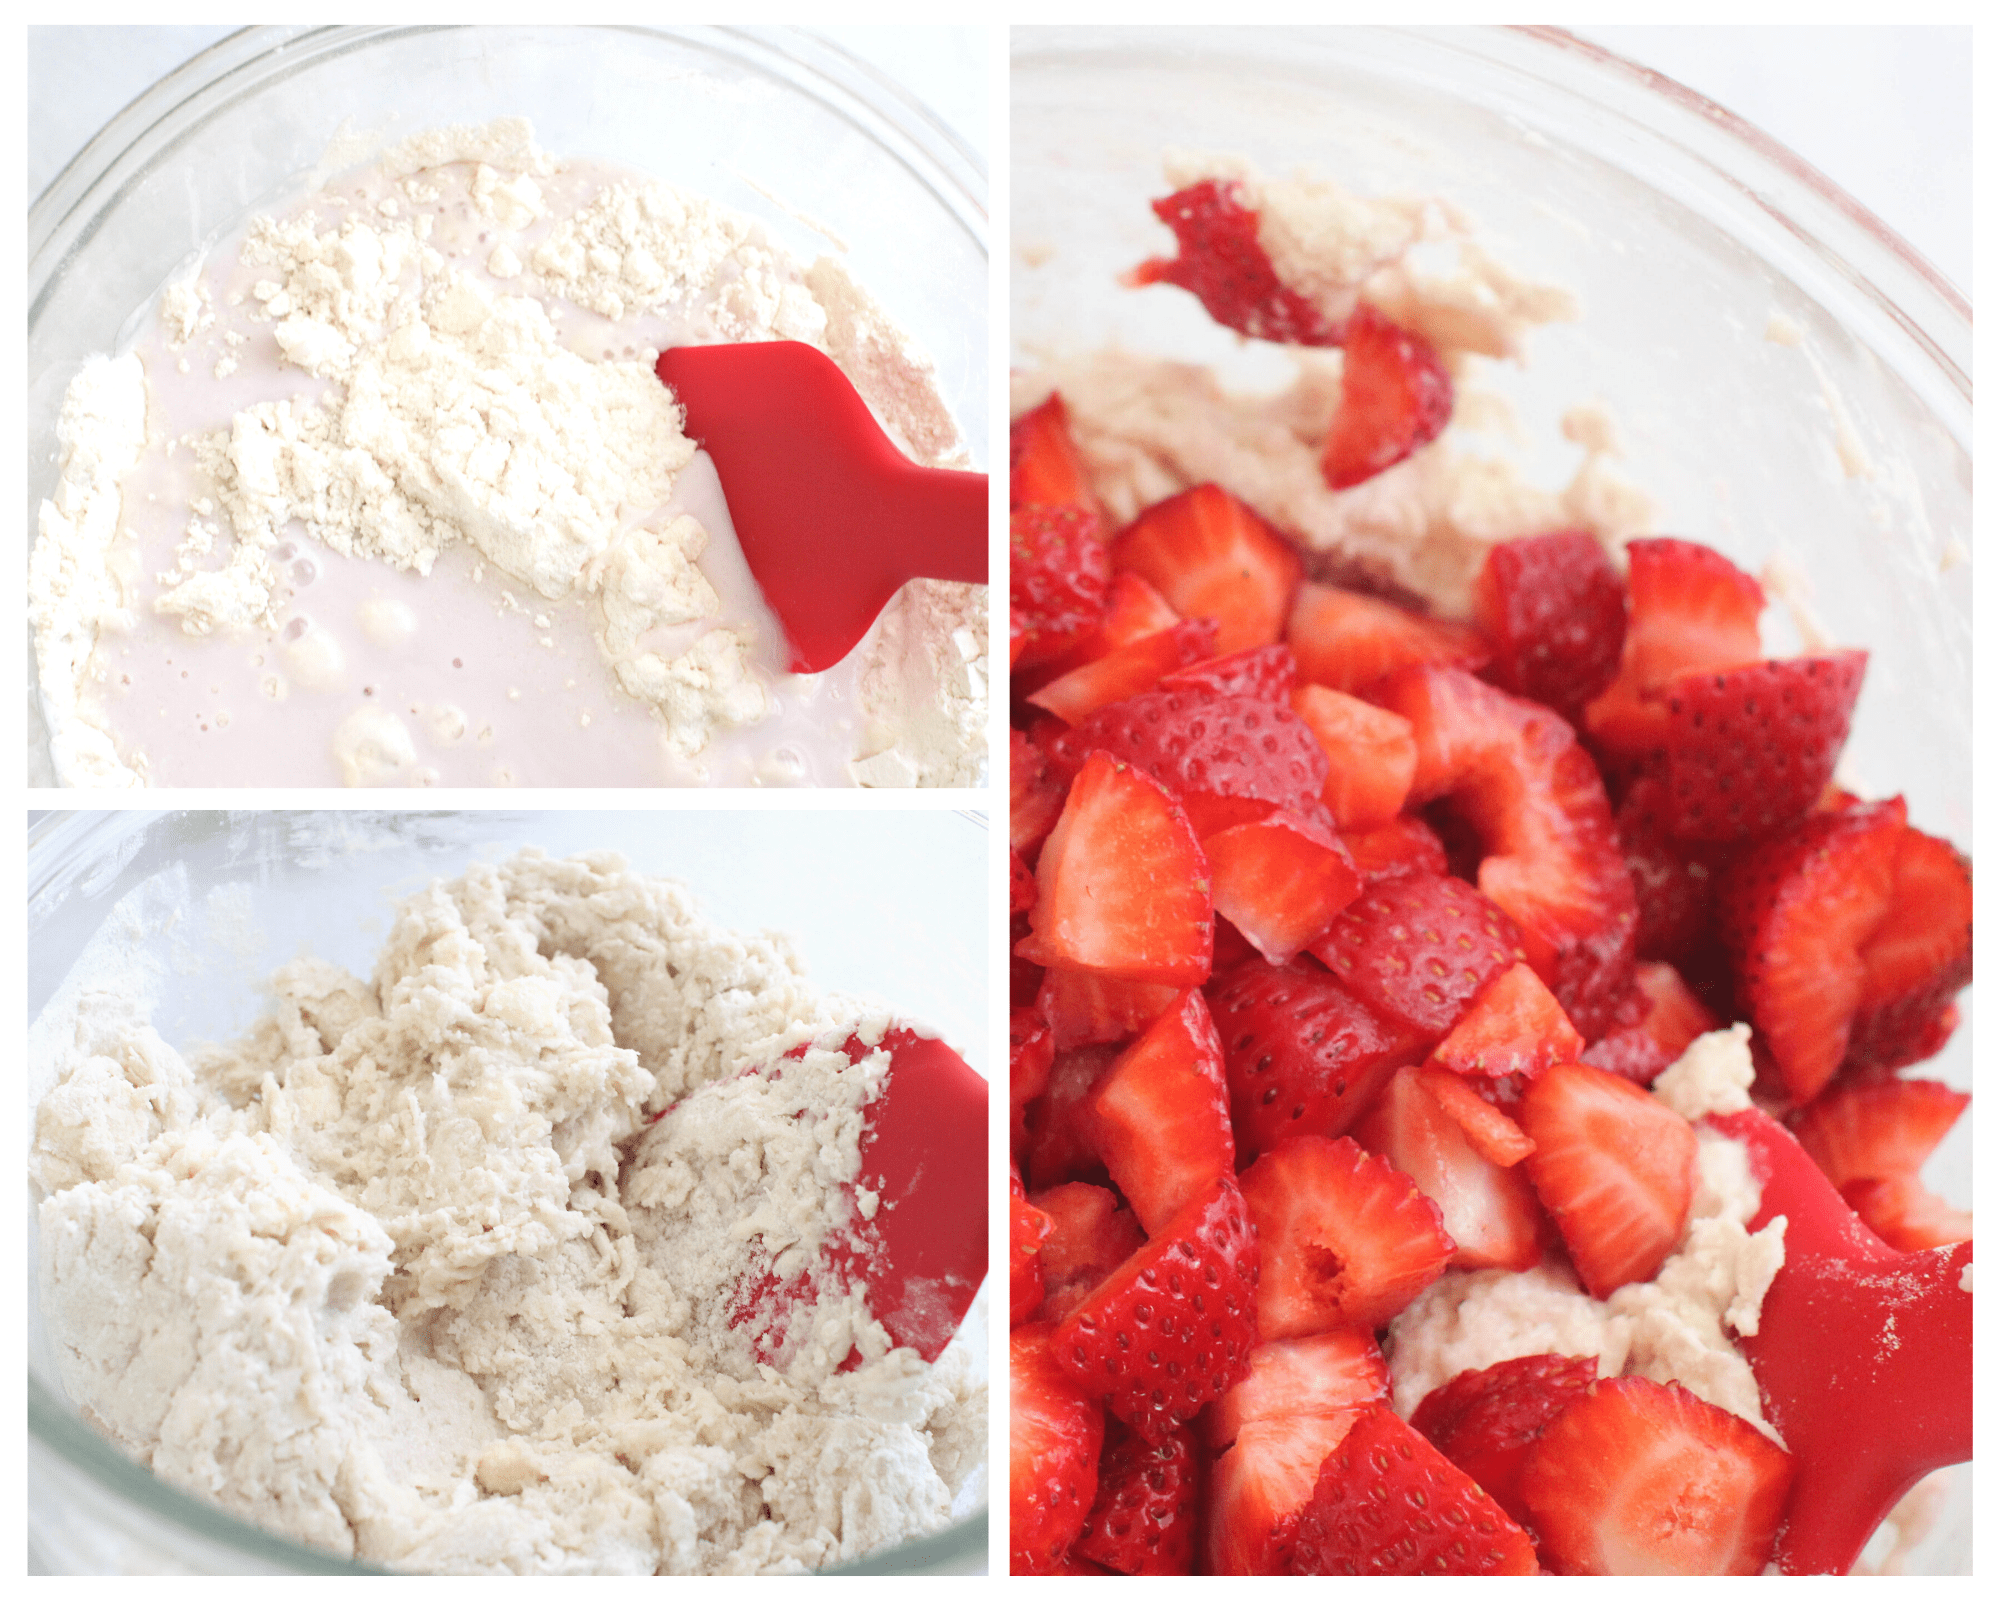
left=31, top=850, right=984, bottom=1573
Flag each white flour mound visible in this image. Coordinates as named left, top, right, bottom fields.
left=31, top=850, right=984, bottom=1573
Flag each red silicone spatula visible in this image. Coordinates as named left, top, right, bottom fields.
left=655, top=342, right=989, bottom=673
left=1707, top=1107, right=1972, bottom=1575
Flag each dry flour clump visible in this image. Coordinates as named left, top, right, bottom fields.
left=32, top=850, right=984, bottom=1573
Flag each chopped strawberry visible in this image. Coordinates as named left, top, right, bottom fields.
left=1113, top=483, right=1305, bottom=655
left=1714, top=798, right=1905, bottom=1105
left=1052, top=1177, right=1261, bottom=1441
left=1240, top=1134, right=1454, bottom=1336
left=1018, top=569, right=1184, bottom=693
left=1010, top=726, right=1069, bottom=858
left=1847, top=823, right=1973, bottom=1071
left=1012, top=1167, right=1052, bottom=1326
left=1023, top=1044, right=1118, bottom=1191
left=1840, top=1173, right=1974, bottom=1252
left=1372, top=665, right=1639, bottom=1039
left=1207, top=1413, right=1360, bottom=1575
left=1308, top=871, right=1526, bottom=1040
left=1288, top=580, right=1490, bottom=694
left=1410, top=1353, right=1598, bottom=1527
left=1010, top=1324, right=1107, bottom=1573
left=1516, top=1063, right=1697, bottom=1297
left=1009, top=848, right=1036, bottom=917
left=1290, top=1405, right=1538, bottom=1577
left=1207, top=958, right=1427, bottom=1159
left=1355, top=1067, right=1543, bottom=1271
left=1011, top=392, right=1101, bottom=514
left=1791, top=1076, right=1969, bottom=1192
left=1017, top=751, right=1215, bottom=985
left=1580, top=960, right=1722, bottom=1086
left=1158, top=642, right=1298, bottom=705
left=1201, top=1328, right=1390, bottom=1450
left=1320, top=304, right=1455, bottom=490
left=1032, top=1181, right=1148, bottom=1326
left=1073, top=1422, right=1201, bottom=1575
left=1583, top=537, right=1765, bottom=765
left=1342, top=813, right=1450, bottom=883
left=1129, top=177, right=1345, bottom=346
left=1475, top=530, right=1627, bottom=724
left=1516, top=1375, right=1794, bottom=1575
left=1429, top=961, right=1584, bottom=1086
left=1207, top=913, right=1263, bottom=978
left=1012, top=503, right=1112, bottom=670
left=1025, top=617, right=1219, bottom=724
left=1413, top=1062, right=1536, bottom=1167
left=1055, top=688, right=1330, bottom=833
left=1289, top=684, right=1418, bottom=829
left=1037, top=966, right=1182, bottom=1051
left=1204, top=808, right=1363, bottom=965
left=1615, top=774, right=1725, bottom=965
left=1652, top=651, right=1868, bottom=842
left=1088, top=990, right=1236, bottom=1235
left=1010, top=1006, right=1054, bottom=1161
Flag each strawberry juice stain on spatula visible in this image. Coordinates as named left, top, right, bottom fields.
left=1707, top=1107, right=1972, bottom=1574
left=655, top=342, right=988, bottom=674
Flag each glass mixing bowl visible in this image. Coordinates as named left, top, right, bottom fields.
left=27, top=808, right=989, bottom=1574
left=26, top=24, right=989, bottom=786
left=1012, top=25, right=1969, bottom=1575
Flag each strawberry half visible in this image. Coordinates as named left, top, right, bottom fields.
left=1516, top=1375, right=1795, bottom=1576
left=1240, top=1134, right=1454, bottom=1337
left=1073, top=1422, right=1202, bottom=1575
left=1011, top=503, right=1111, bottom=669
left=1207, top=958, right=1427, bottom=1159
left=1204, top=807, right=1364, bottom=965
left=1017, top=750, right=1215, bottom=985
left=1790, top=1076, right=1970, bottom=1192
left=1207, top=1412, right=1360, bottom=1576
left=1289, top=1403, right=1538, bottom=1575
left=1113, top=483, right=1305, bottom=656
left=1031, top=1181, right=1147, bottom=1326
left=1052, top=1177, right=1261, bottom=1441
left=1516, top=1062, right=1697, bottom=1298
left=1201, top=1328, right=1391, bottom=1451
left=1288, top=580, right=1489, bottom=694
left=1409, top=1353, right=1599, bottom=1527
left=1010, top=1324, right=1106, bottom=1573
left=1011, top=392, right=1100, bottom=513
left=1475, top=529, right=1627, bottom=724
left=1289, top=684, right=1418, bottom=829
left=1129, top=177, right=1345, bottom=346
left=1320, top=304, right=1455, bottom=490
left=1088, top=988, right=1236, bottom=1235
left=1846, top=822, right=1973, bottom=1071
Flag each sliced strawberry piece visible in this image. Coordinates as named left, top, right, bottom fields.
left=1615, top=774, right=1725, bottom=965
left=1023, top=1044, right=1118, bottom=1191
left=1409, top=1353, right=1598, bottom=1527
left=1025, top=617, right=1218, bottom=724
left=1373, top=665, right=1638, bottom=1039
left=1009, top=848, right=1036, bottom=917
left=1052, top=1177, right=1261, bottom=1441
left=1652, top=651, right=1868, bottom=842
left=1715, top=798, right=1905, bottom=1105
left=1579, top=959, right=1722, bottom=1086
left=1517, top=1375, right=1794, bottom=1575
left=1207, top=1412, right=1360, bottom=1576
left=1129, top=178, right=1345, bottom=347
left=1308, top=871, right=1527, bottom=1040
left=1289, top=684, right=1418, bottom=829
left=1010, top=1006, right=1055, bottom=1111
left=1240, top=1134, right=1454, bottom=1336
left=1355, top=1066, right=1543, bottom=1271
left=1290, top=1402, right=1538, bottom=1575
left=1791, top=1076, right=1969, bottom=1192
left=1017, top=751, right=1214, bottom=985
left=1016, top=569, right=1185, bottom=699
left=1088, top=989, right=1236, bottom=1236
left=1037, top=966, right=1181, bottom=1052
left=1429, top=961, right=1583, bottom=1085
left=1207, top=958, right=1427, bottom=1159
left=1113, top=483, right=1305, bottom=655
left=1073, top=1422, right=1202, bottom=1575
left=1516, top=1062, right=1697, bottom=1298
left=1011, top=1167, right=1052, bottom=1327
left=1840, top=1174, right=1973, bottom=1252
left=1413, top=1062, right=1535, bottom=1167
left=1010, top=1324, right=1107, bottom=1573
left=1288, top=580, right=1490, bottom=694
left=1583, top=537, right=1765, bottom=764
left=1010, top=726, right=1069, bottom=858
left=1032, top=1180, right=1148, bottom=1326
left=1205, top=808, right=1364, bottom=965
left=1011, top=503, right=1112, bottom=670
left=1320, top=304, right=1455, bottom=490
left=1159, top=642, right=1297, bottom=705
left=1475, top=529, right=1626, bottom=723
left=1847, top=823, right=1973, bottom=1071
left=1201, top=1328, right=1390, bottom=1450
left=1011, top=391, right=1101, bottom=514
left=1342, top=813, right=1449, bottom=884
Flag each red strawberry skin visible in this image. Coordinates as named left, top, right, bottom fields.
left=1010, top=726, right=1069, bottom=859
left=1130, top=178, right=1345, bottom=346
left=1308, top=871, right=1527, bottom=1039
left=1159, top=642, right=1298, bottom=705
left=1113, top=483, right=1305, bottom=656
left=1052, top=1177, right=1261, bottom=1441
left=1579, top=959, right=1721, bottom=1086
left=1475, top=530, right=1627, bottom=724
left=1409, top=1353, right=1598, bottom=1527
left=1011, top=503, right=1111, bottom=669
left=1088, top=989, right=1236, bottom=1236
left=1073, top=1422, right=1202, bottom=1575
left=1321, top=304, right=1455, bottom=490
left=1289, top=1403, right=1538, bottom=1575
left=1010, top=1324, right=1106, bottom=1573
left=1207, top=958, right=1427, bottom=1159
left=1206, top=1412, right=1358, bottom=1575
left=1011, top=392, right=1100, bottom=513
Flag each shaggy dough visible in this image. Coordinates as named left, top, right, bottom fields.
left=31, top=850, right=983, bottom=1573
